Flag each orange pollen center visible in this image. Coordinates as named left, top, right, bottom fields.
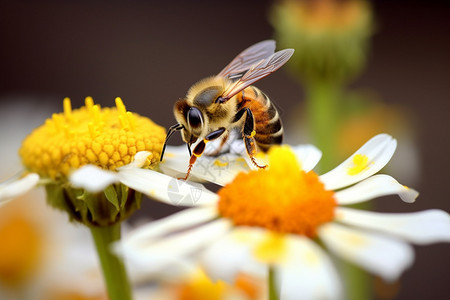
left=218, top=146, right=336, bottom=238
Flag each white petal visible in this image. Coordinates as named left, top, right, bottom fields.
left=161, top=151, right=249, bottom=186
left=69, top=165, right=120, bottom=193
left=119, top=151, right=152, bottom=169
left=116, top=241, right=196, bottom=280
left=320, top=134, right=397, bottom=190
left=116, top=219, right=230, bottom=280
left=291, top=144, right=322, bottom=172
left=319, top=223, right=413, bottom=282
left=335, top=207, right=450, bottom=245
left=116, top=219, right=230, bottom=281
left=0, top=173, right=39, bottom=204
left=118, top=168, right=218, bottom=206
left=135, top=219, right=231, bottom=258
left=124, top=206, right=219, bottom=246
left=335, top=174, right=419, bottom=205
left=201, top=227, right=267, bottom=283
left=276, top=236, right=342, bottom=300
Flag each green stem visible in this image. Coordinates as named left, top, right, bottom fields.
left=305, top=80, right=371, bottom=299
left=268, top=266, right=279, bottom=300
left=305, top=81, right=341, bottom=173
left=90, top=223, right=133, bottom=300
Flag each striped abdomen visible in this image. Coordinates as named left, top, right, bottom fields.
left=236, top=86, right=283, bottom=152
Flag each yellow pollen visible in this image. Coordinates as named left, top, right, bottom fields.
left=213, top=159, right=228, bottom=167
left=20, top=97, right=166, bottom=179
left=348, top=154, right=371, bottom=175
left=92, top=104, right=101, bottom=124
left=85, top=96, right=94, bottom=111
left=218, top=145, right=336, bottom=237
left=115, top=97, right=127, bottom=115
left=126, top=111, right=136, bottom=131
left=63, top=97, right=72, bottom=120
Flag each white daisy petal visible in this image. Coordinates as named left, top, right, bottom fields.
left=319, top=223, right=414, bottom=282
left=116, top=241, right=196, bottom=280
left=335, top=207, right=450, bottom=245
left=291, top=144, right=322, bottom=172
left=276, top=236, right=342, bottom=300
left=69, top=165, right=120, bottom=193
left=125, top=206, right=219, bottom=245
left=161, top=151, right=249, bottom=186
left=118, top=168, right=218, bottom=206
left=335, top=174, right=419, bottom=205
left=320, top=134, right=397, bottom=190
left=0, top=173, right=39, bottom=204
left=138, top=219, right=231, bottom=258
left=117, top=219, right=231, bottom=280
left=201, top=227, right=267, bottom=283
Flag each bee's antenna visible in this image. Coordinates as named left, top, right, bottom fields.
left=160, top=123, right=184, bottom=161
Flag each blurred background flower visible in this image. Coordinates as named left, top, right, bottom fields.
left=0, top=1, right=449, bottom=299
left=134, top=269, right=265, bottom=300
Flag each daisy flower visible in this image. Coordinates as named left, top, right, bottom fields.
left=0, top=96, right=172, bottom=300
left=1, top=97, right=166, bottom=222
left=116, top=134, right=450, bottom=300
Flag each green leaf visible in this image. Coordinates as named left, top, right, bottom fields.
left=104, top=185, right=120, bottom=211
left=119, top=184, right=128, bottom=209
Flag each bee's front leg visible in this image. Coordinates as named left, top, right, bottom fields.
left=241, top=108, right=266, bottom=169
left=182, top=128, right=226, bottom=180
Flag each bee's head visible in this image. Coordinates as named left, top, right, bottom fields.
left=174, top=99, right=205, bottom=144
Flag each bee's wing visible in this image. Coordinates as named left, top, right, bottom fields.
left=217, top=40, right=276, bottom=78
left=219, top=49, right=294, bottom=101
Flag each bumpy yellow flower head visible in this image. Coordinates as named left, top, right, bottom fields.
left=20, top=97, right=165, bottom=179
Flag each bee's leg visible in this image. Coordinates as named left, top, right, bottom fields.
left=207, top=132, right=229, bottom=156
left=241, top=108, right=266, bottom=169
left=183, top=128, right=226, bottom=180
left=182, top=140, right=205, bottom=180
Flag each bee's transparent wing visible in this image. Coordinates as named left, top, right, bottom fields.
left=217, top=40, right=276, bottom=78
left=219, top=49, right=294, bottom=102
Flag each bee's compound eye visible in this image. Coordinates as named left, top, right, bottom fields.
left=187, top=107, right=203, bottom=129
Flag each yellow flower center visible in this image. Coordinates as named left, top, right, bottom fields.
left=218, top=146, right=336, bottom=238
left=20, top=97, right=166, bottom=179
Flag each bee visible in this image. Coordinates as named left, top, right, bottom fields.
left=160, top=40, right=294, bottom=180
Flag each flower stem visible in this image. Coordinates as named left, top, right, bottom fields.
left=305, top=81, right=341, bottom=173
left=268, top=266, right=279, bottom=300
left=305, top=80, right=370, bottom=299
left=89, top=222, right=133, bottom=300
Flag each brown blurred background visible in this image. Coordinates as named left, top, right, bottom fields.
left=0, top=0, right=449, bottom=299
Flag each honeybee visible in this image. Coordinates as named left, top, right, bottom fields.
left=160, top=40, right=294, bottom=180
